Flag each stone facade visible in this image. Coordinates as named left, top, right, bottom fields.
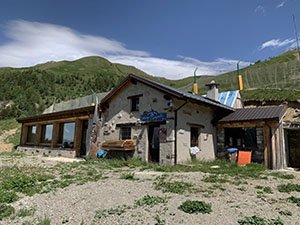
left=100, top=80, right=218, bottom=165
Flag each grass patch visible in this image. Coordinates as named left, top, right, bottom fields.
left=0, top=191, right=19, bottom=203
left=202, top=175, right=230, bottom=183
left=269, top=172, right=295, bottom=180
left=279, top=210, right=292, bottom=216
left=154, top=215, right=166, bottom=225
left=134, top=195, right=168, bottom=207
left=178, top=200, right=212, bottom=214
left=287, top=196, right=300, bottom=207
left=94, top=205, right=129, bottom=220
left=277, top=183, right=300, bottom=193
left=154, top=177, right=193, bottom=194
left=120, top=173, right=138, bottom=181
left=0, top=204, right=15, bottom=220
left=37, top=215, right=51, bottom=225
left=263, top=186, right=273, bottom=194
left=238, top=216, right=284, bottom=225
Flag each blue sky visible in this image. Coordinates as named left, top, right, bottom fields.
left=0, top=0, right=299, bottom=79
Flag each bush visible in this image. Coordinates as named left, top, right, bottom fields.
left=0, top=204, right=15, bottom=220
left=178, top=200, right=212, bottom=214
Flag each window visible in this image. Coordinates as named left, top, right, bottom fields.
left=58, top=122, right=75, bottom=148
left=190, top=127, right=199, bottom=147
left=27, top=125, right=36, bottom=143
left=121, top=126, right=131, bottom=140
left=131, top=97, right=139, bottom=111
left=41, top=124, right=53, bottom=144
left=225, top=128, right=257, bottom=148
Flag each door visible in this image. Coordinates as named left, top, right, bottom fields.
left=148, top=125, right=160, bottom=163
left=80, top=120, right=89, bottom=156
left=288, top=130, right=300, bottom=168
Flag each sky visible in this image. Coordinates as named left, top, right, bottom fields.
left=0, top=0, right=299, bottom=80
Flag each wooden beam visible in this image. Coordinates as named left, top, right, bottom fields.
left=275, top=125, right=281, bottom=169
left=74, top=119, right=83, bottom=157
left=51, top=122, right=60, bottom=148
left=217, top=121, right=265, bottom=128
left=271, top=126, right=277, bottom=170
left=20, top=125, right=28, bottom=145
left=263, top=124, right=271, bottom=169
left=23, top=115, right=89, bottom=126
left=34, top=124, right=42, bottom=146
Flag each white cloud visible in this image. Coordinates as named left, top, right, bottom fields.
left=276, top=1, right=286, bottom=8
left=259, top=38, right=295, bottom=50
left=0, top=20, right=249, bottom=80
left=255, top=5, right=266, bottom=15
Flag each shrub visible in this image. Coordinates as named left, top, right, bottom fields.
left=178, top=200, right=212, bottom=214
left=0, top=204, right=15, bottom=220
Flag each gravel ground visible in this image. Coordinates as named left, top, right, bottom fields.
left=1, top=155, right=300, bottom=225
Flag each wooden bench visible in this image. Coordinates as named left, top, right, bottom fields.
left=101, top=139, right=136, bottom=151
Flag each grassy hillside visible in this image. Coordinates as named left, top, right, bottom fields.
left=1, top=50, right=300, bottom=120
left=175, top=50, right=300, bottom=96
left=0, top=56, right=152, bottom=119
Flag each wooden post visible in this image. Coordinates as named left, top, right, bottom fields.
left=263, top=124, right=271, bottom=169
left=35, top=124, right=42, bottom=146
left=275, top=126, right=281, bottom=169
left=74, top=119, right=83, bottom=157
left=21, top=124, right=28, bottom=146
left=271, top=126, right=277, bottom=170
left=51, top=122, right=60, bottom=148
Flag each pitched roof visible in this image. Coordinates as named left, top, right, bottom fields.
left=218, top=105, right=287, bottom=123
left=43, top=92, right=108, bottom=114
left=101, top=74, right=235, bottom=111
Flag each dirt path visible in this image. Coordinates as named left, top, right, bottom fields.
left=0, top=155, right=300, bottom=225
left=0, top=128, right=17, bottom=152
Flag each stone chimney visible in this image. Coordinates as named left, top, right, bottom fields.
left=206, top=80, right=219, bottom=101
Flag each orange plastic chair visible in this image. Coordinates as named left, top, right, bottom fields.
left=238, top=151, right=252, bottom=166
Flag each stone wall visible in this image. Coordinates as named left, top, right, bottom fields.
left=17, top=146, right=76, bottom=158
left=216, top=127, right=265, bottom=164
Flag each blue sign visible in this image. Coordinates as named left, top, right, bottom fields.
left=140, top=111, right=167, bottom=122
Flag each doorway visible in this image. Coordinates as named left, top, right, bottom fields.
left=148, top=125, right=160, bottom=163
left=288, top=130, right=300, bottom=168
left=80, top=120, right=89, bottom=156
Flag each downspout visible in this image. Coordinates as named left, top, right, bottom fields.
left=174, top=100, right=188, bottom=164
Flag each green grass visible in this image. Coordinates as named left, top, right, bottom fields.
left=277, top=183, right=300, bottom=193
left=0, top=204, right=15, bottom=220
left=120, top=173, right=138, bottom=181
left=94, top=205, right=129, bottom=220
left=13, top=208, right=36, bottom=218
left=154, top=177, right=194, bottom=194
left=134, top=195, right=169, bottom=207
left=269, top=172, right=295, bottom=180
left=279, top=210, right=292, bottom=216
left=238, top=216, right=284, bottom=225
left=287, top=196, right=300, bottom=207
left=178, top=200, right=212, bottom=214
left=0, top=119, right=19, bottom=135
left=37, top=215, right=51, bottom=225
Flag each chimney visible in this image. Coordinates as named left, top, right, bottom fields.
left=206, top=80, right=219, bottom=101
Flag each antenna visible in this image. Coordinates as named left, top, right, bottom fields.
left=293, top=15, right=300, bottom=60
